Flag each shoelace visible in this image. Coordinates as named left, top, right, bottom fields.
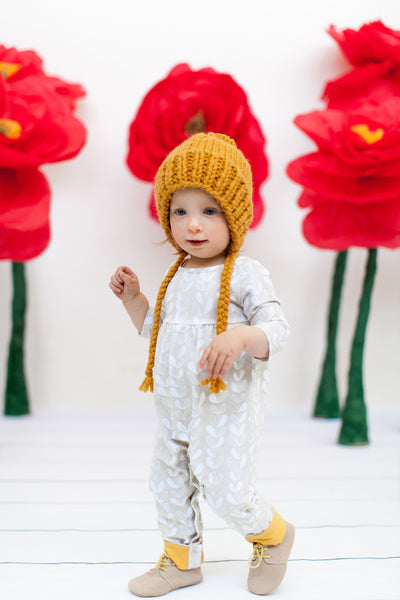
left=248, top=543, right=272, bottom=569
left=155, top=553, right=172, bottom=572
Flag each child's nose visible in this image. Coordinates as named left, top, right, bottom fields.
left=187, top=218, right=203, bottom=232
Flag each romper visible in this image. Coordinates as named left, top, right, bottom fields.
left=141, top=255, right=289, bottom=568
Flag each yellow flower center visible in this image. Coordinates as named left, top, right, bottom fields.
left=0, top=61, right=21, bottom=79
left=0, top=118, right=22, bottom=139
left=350, top=124, right=384, bottom=145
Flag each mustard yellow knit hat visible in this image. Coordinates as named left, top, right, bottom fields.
left=155, top=132, right=253, bottom=252
left=140, top=133, right=253, bottom=394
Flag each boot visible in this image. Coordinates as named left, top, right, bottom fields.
left=247, top=521, right=295, bottom=595
left=129, top=553, right=203, bottom=597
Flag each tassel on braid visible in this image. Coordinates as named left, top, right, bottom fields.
left=139, top=253, right=187, bottom=392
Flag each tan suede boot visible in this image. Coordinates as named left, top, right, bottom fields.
left=247, top=521, right=295, bottom=595
left=128, top=553, right=203, bottom=597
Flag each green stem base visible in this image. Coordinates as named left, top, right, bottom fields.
left=313, top=251, right=348, bottom=419
left=338, top=249, right=377, bottom=446
left=4, top=262, right=30, bottom=416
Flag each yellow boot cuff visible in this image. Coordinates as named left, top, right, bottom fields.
left=164, top=541, right=189, bottom=570
left=164, top=541, right=203, bottom=570
left=245, top=507, right=286, bottom=546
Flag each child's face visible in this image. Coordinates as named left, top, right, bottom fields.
left=169, top=188, right=230, bottom=267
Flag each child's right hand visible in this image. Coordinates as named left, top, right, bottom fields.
left=109, top=266, right=140, bottom=303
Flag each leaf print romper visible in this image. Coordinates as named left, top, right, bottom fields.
left=140, top=256, right=289, bottom=569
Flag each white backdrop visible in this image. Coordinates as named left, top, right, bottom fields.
left=1, top=0, right=399, bottom=411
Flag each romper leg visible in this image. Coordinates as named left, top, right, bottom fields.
left=150, top=431, right=203, bottom=569
left=189, top=367, right=274, bottom=538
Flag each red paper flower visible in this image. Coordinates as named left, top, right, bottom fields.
left=0, top=45, right=86, bottom=261
left=0, top=75, right=86, bottom=168
left=287, top=98, right=400, bottom=249
left=323, top=21, right=400, bottom=108
left=126, top=63, right=268, bottom=227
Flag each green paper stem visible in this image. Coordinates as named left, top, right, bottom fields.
left=4, top=262, right=30, bottom=416
left=313, top=250, right=348, bottom=418
left=338, top=248, right=377, bottom=446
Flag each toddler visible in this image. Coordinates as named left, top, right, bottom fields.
left=110, top=133, right=294, bottom=596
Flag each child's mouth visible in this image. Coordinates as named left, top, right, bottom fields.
left=188, top=240, right=206, bottom=247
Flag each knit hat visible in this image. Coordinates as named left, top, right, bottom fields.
left=140, top=132, right=253, bottom=394
left=155, top=132, right=253, bottom=252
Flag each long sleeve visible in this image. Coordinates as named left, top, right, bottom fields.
left=239, top=258, right=289, bottom=357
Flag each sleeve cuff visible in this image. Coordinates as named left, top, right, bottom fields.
left=139, top=306, right=154, bottom=339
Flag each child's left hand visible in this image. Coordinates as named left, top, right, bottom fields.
left=199, top=328, right=246, bottom=379
left=200, top=325, right=269, bottom=379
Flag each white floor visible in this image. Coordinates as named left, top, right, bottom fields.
left=0, top=400, right=399, bottom=600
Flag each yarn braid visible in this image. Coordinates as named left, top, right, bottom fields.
left=200, top=250, right=238, bottom=393
left=139, top=252, right=187, bottom=393
left=215, top=250, right=238, bottom=335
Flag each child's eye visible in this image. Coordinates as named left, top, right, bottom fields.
left=173, top=209, right=186, bottom=216
left=204, top=208, right=217, bottom=215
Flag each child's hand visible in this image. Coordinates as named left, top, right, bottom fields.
left=200, top=328, right=246, bottom=379
left=109, top=266, right=141, bottom=303
left=200, top=326, right=269, bottom=379
left=110, top=266, right=149, bottom=333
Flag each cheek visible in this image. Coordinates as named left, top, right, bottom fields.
left=170, top=220, right=187, bottom=246
left=218, top=221, right=230, bottom=244
left=169, top=220, right=180, bottom=238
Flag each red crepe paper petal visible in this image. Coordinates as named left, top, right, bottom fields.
left=0, top=76, right=86, bottom=167
left=0, top=168, right=51, bottom=260
left=302, top=198, right=400, bottom=250
left=327, top=21, right=400, bottom=66
left=324, top=22, right=400, bottom=109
